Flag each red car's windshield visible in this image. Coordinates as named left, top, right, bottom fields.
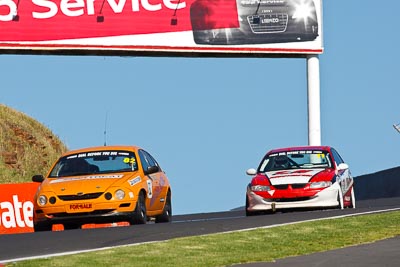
left=259, top=150, right=332, bottom=172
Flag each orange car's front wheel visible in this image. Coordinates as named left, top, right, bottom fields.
left=130, top=191, right=147, bottom=225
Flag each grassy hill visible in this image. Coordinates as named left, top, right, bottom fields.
left=0, top=104, right=67, bottom=183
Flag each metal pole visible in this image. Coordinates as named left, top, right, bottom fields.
left=307, top=54, right=321, bottom=146
left=394, top=124, right=400, bottom=134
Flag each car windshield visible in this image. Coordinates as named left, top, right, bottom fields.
left=49, top=150, right=138, bottom=178
left=258, top=150, right=332, bottom=172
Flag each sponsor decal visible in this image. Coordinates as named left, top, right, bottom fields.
left=146, top=179, right=153, bottom=199
left=67, top=151, right=128, bottom=159
left=269, top=169, right=316, bottom=179
left=69, top=203, right=93, bottom=210
left=128, top=176, right=141, bottom=186
left=267, top=169, right=324, bottom=186
left=50, top=174, right=123, bottom=184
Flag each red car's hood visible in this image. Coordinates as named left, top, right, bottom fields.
left=266, top=169, right=328, bottom=185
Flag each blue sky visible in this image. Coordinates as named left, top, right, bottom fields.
left=1, top=0, right=399, bottom=215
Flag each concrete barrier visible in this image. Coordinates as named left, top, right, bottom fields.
left=354, top=166, right=400, bottom=200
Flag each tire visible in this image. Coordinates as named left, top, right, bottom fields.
left=155, top=191, right=172, bottom=223
left=337, top=187, right=344, bottom=210
left=245, top=197, right=258, bottom=217
left=33, top=222, right=52, bottom=232
left=130, top=191, right=147, bottom=225
left=349, top=187, right=356, bottom=209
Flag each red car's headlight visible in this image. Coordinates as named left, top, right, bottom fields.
left=310, top=181, right=332, bottom=189
left=251, top=185, right=271, bottom=192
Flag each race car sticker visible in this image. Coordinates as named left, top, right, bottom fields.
left=66, top=151, right=128, bottom=159
left=128, top=176, right=141, bottom=186
left=123, top=157, right=136, bottom=164
left=269, top=170, right=315, bottom=179
left=146, top=180, right=153, bottom=199
left=123, top=157, right=137, bottom=170
left=50, top=175, right=123, bottom=184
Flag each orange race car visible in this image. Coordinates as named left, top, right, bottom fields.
left=32, top=145, right=171, bottom=231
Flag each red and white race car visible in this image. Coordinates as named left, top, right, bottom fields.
left=245, top=146, right=355, bottom=216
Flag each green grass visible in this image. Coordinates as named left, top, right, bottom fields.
left=6, top=211, right=400, bottom=267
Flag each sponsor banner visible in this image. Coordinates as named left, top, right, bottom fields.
left=0, top=183, right=38, bottom=234
left=0, top=0, right=323, bottom=56
left=0, top=182, right=130, bottom=234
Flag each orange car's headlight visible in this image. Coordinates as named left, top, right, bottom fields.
left=38, top=195, right=47, bottom=206
left=115, top=190, right=125, bottom=200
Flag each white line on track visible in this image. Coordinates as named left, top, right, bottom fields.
left=2, top=207, right=399, bottom=264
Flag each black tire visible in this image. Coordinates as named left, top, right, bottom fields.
left=33, top=222, right=52, bottom=232
left=337, top=187, right=344, bottom=210
left=155, top=191, right=172, bottom=223
left=349, top=187, right=356, bottom=209
left=130, top=191, right=147, bottom=225
left=245, top=197, right=258, bottom=217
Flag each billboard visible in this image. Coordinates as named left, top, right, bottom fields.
left=0, top=183, right=38, bottom=234
left=0, top=0, right=323, bottom=56
left=0, top=182, right=131, bottom=234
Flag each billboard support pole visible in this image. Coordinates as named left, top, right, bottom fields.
left=307, top=54, right=321, bottom=146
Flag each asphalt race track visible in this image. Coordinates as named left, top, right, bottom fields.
left=0, top=197, right=399, bottom=264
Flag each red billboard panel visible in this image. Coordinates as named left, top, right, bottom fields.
left=0, top=183, right=38, bottom=234
left=0, top=0, right=323, bottom=56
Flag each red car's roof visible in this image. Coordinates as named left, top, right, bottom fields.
left=267, top=146, right=332, bottom=154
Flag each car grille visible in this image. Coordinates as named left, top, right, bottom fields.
left=274, top=184, right=289, bottom=190
left=58, top=192, right=103, bottom=201
left=274, top=184, right=307, bottom=190
left=271, top=197, right=312, bottom=202
left=291, top=183, right=308, bottom=189
left=49, top=209, right=114, bottom=217
left=247, top=13, right=288, bottom=33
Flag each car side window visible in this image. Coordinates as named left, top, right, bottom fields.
left=331, top=148, right=344, bottom=166
left=139, top=150, right=150, bottom=172
left=144, top=151, right=157, bottom=167
left=139, top=150, right=160, bottom=172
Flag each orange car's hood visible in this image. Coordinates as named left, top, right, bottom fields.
left=43, top=173, right=135, bottom=195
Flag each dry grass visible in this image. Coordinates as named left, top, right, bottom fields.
left=0, top=104, right=67, bottom=183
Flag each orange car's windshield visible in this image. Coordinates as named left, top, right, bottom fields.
left=49, top=150, right=138, bottom=178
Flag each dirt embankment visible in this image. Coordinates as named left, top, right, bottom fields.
left=0, top=104, right=67, bottom=183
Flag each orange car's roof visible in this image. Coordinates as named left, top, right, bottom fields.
left=61, top=145, right=142, bottom=157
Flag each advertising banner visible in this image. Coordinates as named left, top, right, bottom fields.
left=0, top=0, right=323, bottom=56
left=0, top=183, right=38, bottom=234
left=0, top=182, right=129, bottom=234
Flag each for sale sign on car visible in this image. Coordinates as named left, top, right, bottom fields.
left=0, top=0, right=323, bottom=56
